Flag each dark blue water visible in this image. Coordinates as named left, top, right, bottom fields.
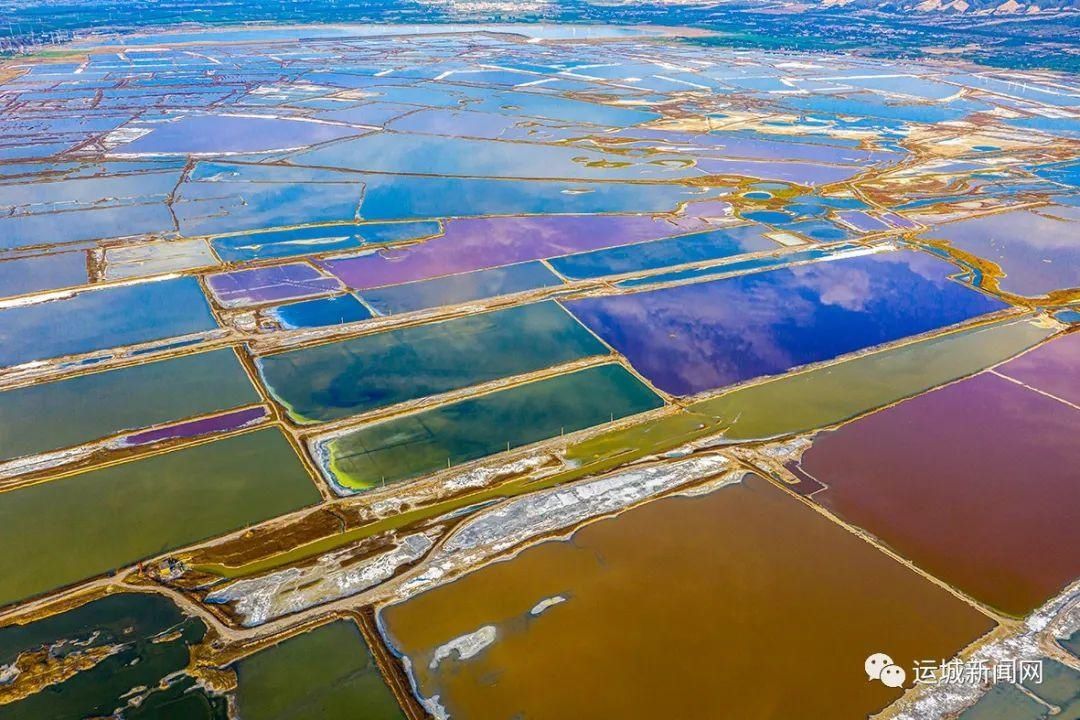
left=565, top=249, right=1008, bottom=396
left=0, top=593, right=226, bottom=720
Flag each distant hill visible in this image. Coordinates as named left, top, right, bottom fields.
left=815, top=0, right=1078, bottom=15
left=587, top=0, right=1079, bottom=13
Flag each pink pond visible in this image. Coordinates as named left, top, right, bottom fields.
left=799, top=336, right=1080, bottom=616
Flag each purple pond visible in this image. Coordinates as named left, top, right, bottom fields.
left=207, top=262, right=344, bottom=308
left=121, top=406, right=269, bottom=447
left=118, top=114, right=367, bottom=155
left=319, top=213, right=717, bottom=291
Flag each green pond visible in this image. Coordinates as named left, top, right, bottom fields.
left=0, top=592, right=226, bottom=720
left=258, top=301, right=609, bottom=424
left=0, top=348, right=259, bottom=463
left=235, top=620, right=405, bottom=720
left=320, top=363, right=664, bottom=492
left=0, top=428, right=321, bottom=607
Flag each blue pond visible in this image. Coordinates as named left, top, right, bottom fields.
left=549, top=225, right=776, bottom=280
left=269, top=294, right=373, bottom=329
left=741, top=210, right=793, bottom=224
left=780, top=219, right=851, bottom=242
left=0, top=277, right=217, bottom=368
left=360, top=261, right=562, bottom=315
left=1035, top=160, right=1080, bottom=189
left=212, top=221, right=440, bottom=263
left=565, top=249, right=1008, bottom=396
left=356, top=174, right=710, bottom=220
left=615, top=243, right=861, bottom=289
left=0, top=252, right=88, bottom=299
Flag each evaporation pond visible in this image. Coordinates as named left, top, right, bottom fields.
left=257, top=301, right=608, bottom=424
left=359, top=261, right=562, bottom=315
left=0, top=428, right=320, bottom=607
left=381, top=474, right=993, bottom=719
left=0, top=348, right=259, bottom=462
left=690, top=316, right=1054, bottom=441
left=268, top=294, right=373, bottom=330
left=548, top=225, right=776, bottom=280
left=319, top=214, right=713, bottom=291
left=235, top=620, right=404, bottom=720
left=322, top=363, right=663, bottom=492
left=0, top=276, right=217, bottom=368
left=206, top=263, right=343, bottom=308
left=0, top=593, right=225, bottom=720
left=0, top=251, right=87, bottom=298
left=119, top=114, right=365, bottom=155
left=799, top=333, right=1080, bottom=616
left=565, top=249, right=1007, bottom=396
left=928, top=209, right=1079, bottom=297
left=990, top=330, right=1080, bottom=405
left=212, top=221, right=439, bottom=263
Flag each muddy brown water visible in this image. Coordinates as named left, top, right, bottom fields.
left=381, top=474, right=994, bottom=719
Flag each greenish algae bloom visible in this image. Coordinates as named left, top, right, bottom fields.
left=319, top=363, right=664, bottom=493
left=235, top=620, right=405, bottom=720
left=0, top=349, right=259, bottom=463
left=258, top=301, right=609, bottom=424
left=0, top=428, right=321, bottom=607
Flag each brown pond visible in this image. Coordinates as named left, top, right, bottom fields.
left=381, top=474, right=993, bottom=719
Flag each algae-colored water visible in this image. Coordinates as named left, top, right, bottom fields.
left=958, top=683, right=1051, bottom=720
left=0, top=428, right=321, bottom=606
left=322, top=363, right=663, bottom=492
left=801, top=340, right=1080, bottom=616
left=1022, top=659, right=1080, bottom=718
left=0, top=348, right=259, bottom=462
left=381, top=474, right=994, bottom=719
left=235, top=620, right=405, bottom=720
left=258, top=301, right=609, bottom=424
left=690, top=315, right=1054, bottom=440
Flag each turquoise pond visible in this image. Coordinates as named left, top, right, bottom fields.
left=257, top=301, right=610, bottom=424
